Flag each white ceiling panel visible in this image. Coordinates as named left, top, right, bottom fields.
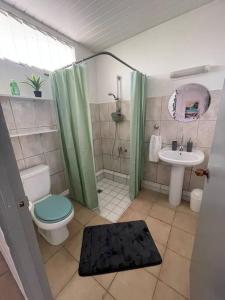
left=2, top=0, right=213, bottom=52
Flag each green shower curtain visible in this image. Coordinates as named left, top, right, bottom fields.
left=129, top=71, right=147, bottom=200
left=51, top=65, right=98, bottom=209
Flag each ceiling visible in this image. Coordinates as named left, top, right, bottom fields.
left=4, top=0, right=213, bottom=52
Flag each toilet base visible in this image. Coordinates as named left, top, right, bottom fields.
left=38, top=226, right=69, bottom=246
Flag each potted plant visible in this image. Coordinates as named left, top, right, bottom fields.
left=22, top=75, right=45, bottom=97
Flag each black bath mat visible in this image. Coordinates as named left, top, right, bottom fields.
left=78, top=220, right=162, bottom=276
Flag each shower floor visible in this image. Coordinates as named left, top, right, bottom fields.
left=97, top=178, right=131, bottom=222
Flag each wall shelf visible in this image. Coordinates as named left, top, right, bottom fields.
left=9, top=128, right=57, bottom=138
left=0, top=94, right=53, bottom=101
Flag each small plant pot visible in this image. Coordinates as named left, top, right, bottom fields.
left=34, top=90, right=42, bottom=97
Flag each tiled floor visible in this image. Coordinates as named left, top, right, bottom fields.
left=36, top=189, right=198, bottom=300
left=0, top=253, right=24, bottom=300
left=97, top=178, right=131, bottom=222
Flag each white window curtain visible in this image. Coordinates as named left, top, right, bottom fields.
left=0, top=11, right=75, bottom=71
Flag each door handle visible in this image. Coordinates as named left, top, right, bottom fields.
left=195, top=168, right=209, bottom=179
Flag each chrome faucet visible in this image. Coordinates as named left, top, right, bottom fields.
left=179, top=135, right=184, bottom=152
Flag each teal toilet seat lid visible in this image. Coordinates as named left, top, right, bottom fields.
left=34, top=195, right=73, bottom=223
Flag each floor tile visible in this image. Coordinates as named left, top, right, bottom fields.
left=145, top=242, right=166, bottom=277
left=45, top=248, right=78, bottom=297
left=56, top=272, right=105, bottom=300
left=36, top=232, right=62, bottom=263
left=129, top=198, right=153, bottom=216
left=150, top=204, right=175, bottom=224
left=177, top=201, right=197, bottom=216
left=75, top=207, right=96, bottom=225
left=67, top=218, right=84, bottom=240
left=145, top=216, right=171, bottom=246
left=153, top=280, right=186, bottom=300
left=159, top=249, right=190, bottom=298
left=0, top=253, right=9, bottom=276
left=103, top=292, right=116, bottom=300
left=72, top=200, right=82, bottom=212
left=173, top=212, right=198, bottom=235
left=167, top=227, right=194, bottom=259
left=109, top=269, right=157, bottom=300
left=64, top=230, right=83, bottom=261
left=94, top=272, right=117, bottom=289
left=86, top=215, right=111, bottom=226
left=0, top=272, right=24, bottom=300
left=118, top=207, right=147, bottom=222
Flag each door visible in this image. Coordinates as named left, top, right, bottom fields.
left=0, top=104, right=53, bottom=300
left=190, top=82, right=225, bottom=299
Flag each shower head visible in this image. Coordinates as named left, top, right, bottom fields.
left=108, top=93, right=119, bottom=101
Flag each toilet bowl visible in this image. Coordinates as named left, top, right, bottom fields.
left=20, top=164, right=74, bottom=246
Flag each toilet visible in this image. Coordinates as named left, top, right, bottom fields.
left=20, top=164, right=74, bottom=246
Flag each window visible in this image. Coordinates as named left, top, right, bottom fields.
left=0, top=11, right=75, bottom=71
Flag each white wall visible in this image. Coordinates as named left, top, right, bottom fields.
left=95, top=0, right=225, bottom=101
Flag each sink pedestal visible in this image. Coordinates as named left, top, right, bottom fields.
left=169, top=165, right=185, bottom=206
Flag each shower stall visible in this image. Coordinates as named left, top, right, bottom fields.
left=52, top=51, right=146, bottom=223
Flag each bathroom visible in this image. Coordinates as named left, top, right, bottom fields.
left=0, top=1, right=225, bottom=300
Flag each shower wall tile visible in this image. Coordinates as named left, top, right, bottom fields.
left=145, top=121, right=160, bottom=142
left=35, top=101, right=55, bottom=127
left=146, top=97, right=162, bottom=120
left=189, top=170, right=205, bottom=190
left=157, top=163, right=171, bottom=186
left=183, top=169, right=192, bottom=191
left=40, top=132, right=60, bottom=152
left=90, top=103, right=100, bottom=122
left=24, top=154, right=46, bottom=169
left=11, top=99, right=37, bottom=129
left=51, top=171, right=67, bottom=194
left=121, top=101, right=130, bottom=120
left=1, top=97, right=16, bottom=130
left=45, top=149, right=64, bottom=175
left=11, top=137, right=23, bottom=160
left=93, top=139, right=102, bottom=156
left=177, top=121, right=199, bottom=145
left=160, top=120, right=178, bottom=144
left=120, top=158, right=130, bottom=175
left=108, top=102, right=116, bottom=118
left=102, top=138, right=113, bottom=155
left=197, top=121, right=216, bottom=147
left=99, top=103, right=109, bottom=121
left=144, top=162, right=158, bottom=182
left=92, top=122, right=101, bottom=139
left=94, top=155, right=103, bottom=172
left=16, top=159, right=25, bottom=171
left=118, top=121, right=130, bottom=140
left=19, top=135, right=43, bottom=157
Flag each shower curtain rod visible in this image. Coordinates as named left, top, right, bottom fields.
left=60, top=51, right=138, bottom=72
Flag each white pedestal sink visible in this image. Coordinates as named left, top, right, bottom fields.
left=158, top=148, right=204, bottom=206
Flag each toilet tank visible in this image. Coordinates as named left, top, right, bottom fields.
left=20, top=164, right=51, bottom=203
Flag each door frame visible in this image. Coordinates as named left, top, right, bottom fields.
left=0, top=104, right=53, bottom=300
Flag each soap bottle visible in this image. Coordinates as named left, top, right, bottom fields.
left=10, top=80, right=20, bottom=96
left=187, top=138, right=193, bottom=152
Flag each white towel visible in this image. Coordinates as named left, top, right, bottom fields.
left=149, top=135, right=162, bottom=162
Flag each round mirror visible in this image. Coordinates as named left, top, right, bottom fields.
left=168, top=83, right=211, bottom=122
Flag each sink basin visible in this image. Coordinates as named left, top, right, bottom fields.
left=158, top=148, right=204, bottom=166
left=158, top=147, right=204, bottom=206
